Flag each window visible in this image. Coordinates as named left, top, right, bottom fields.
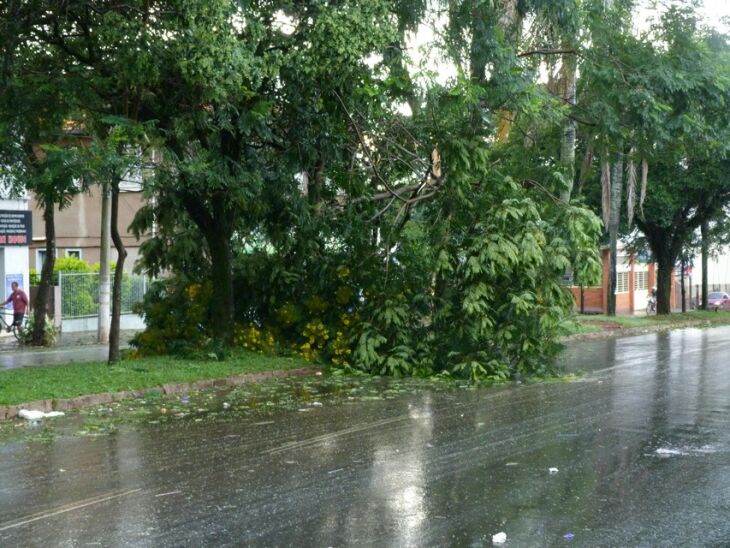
left=36, top=248, right=61, bottom=269
left=65, top=249, right=82, bottom=259
left=634, top=270, right=649, bottom=291
left=36, top=249, right=47, bottom=269
left=616, top=272, right=630, bottom=293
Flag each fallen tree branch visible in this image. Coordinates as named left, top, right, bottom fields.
left=333, top=90, right=408, bottom=204
left=518, top=48, right=577, bottom=58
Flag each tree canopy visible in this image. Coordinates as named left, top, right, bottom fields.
left=3, top=0, right=728, bottom=377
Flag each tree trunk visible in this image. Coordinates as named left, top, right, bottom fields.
left=204, top=228, right=234, bottom=341
left=98, top=184, right=111, bottom=343
left=701, top=221, right=709, bottom=310
left=32, top=199, right=55, bottom=345
left=607, top=157, right=623, bottom=316
left=656, top=251, right=674, bottom=315
left=109, top=181, right=127, bottom=363
left=180, top=189, right=235, bottom=342
left=559, top=49, right=577, bottom=202
left=575, top=146, right=594, bottom=198
left=680, top=254, right=686, bottom=313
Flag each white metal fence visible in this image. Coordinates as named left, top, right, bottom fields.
left=59, top=271, right=148, bottom=320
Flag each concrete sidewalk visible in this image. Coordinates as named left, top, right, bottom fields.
left=0, top=330, right=139, bottom=370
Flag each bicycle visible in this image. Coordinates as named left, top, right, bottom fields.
left=0, top=313, right=28, bottom=341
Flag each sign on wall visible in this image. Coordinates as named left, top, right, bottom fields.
left=0, top=210, right=31, bottom=246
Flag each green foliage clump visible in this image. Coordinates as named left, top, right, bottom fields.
left=16, top=313, right=57, bottom=347
left=36, top=0, right=602, bottom=380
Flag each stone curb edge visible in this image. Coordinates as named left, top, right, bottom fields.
left=0, top=366, right=321, bottom=421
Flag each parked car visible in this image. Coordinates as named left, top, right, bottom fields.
left=707, top=291, right=730, bottom=311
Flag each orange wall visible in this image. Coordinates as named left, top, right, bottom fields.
left=570, top=287, right=603, bottom=312
left=569, top=251, right=676, bottom=315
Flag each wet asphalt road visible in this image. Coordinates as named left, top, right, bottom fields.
left=2, top=327, right=730, bottom=546
left=0, top=330, right=138, bottom=369
left=0, top=344, right=111, bottom=368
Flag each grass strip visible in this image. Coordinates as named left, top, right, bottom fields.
left=0, top=351, right=311, bottom=406
left=580, top=310, right=730, bottom=327
left=560, top=310, right=730, bottom=337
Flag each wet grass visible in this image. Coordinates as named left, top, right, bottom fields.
left=559, top=319, right=602, bottom=336
left=576, top=309, right=730, bottom=330
left=0, top=350, right=311, bottom=406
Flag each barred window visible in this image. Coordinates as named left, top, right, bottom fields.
left=616, top=271, right=630, bottom=293
left=634, top=270, right=648, bottom=291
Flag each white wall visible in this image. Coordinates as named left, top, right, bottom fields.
left=61, top=313, right=146, bottom=333
left=692, top=248, right=730, bottom=286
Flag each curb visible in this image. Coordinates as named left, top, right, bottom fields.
left=0, top=366, right=321, bottom=421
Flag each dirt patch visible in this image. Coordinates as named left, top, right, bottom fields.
left=583, top=320, right=625, bottom=330
left=562, top=319, right=728, bottom=342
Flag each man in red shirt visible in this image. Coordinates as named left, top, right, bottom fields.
left=3, top=282, right=29, bottom=332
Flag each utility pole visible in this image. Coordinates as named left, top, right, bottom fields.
left=98, top=183, right=111, bottom=343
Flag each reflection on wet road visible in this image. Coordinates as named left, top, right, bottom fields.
left=2, top=327, right=730, bottom=546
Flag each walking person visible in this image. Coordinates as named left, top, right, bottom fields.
left=2, top=281, right=29, bottom=332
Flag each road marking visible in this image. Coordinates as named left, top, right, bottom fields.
left=155, top=490, right=182, bottom=498
left=0, top=488, right=142, bottom=532
left=264, top=416, right=411, bottom=455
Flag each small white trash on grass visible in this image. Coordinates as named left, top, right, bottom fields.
left=492, top=531, right=507, bottom=544
left=18, top=409, right=65, bottom=420
left=549, top=467, right=559, bottom=474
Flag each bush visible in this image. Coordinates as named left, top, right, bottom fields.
left=17, top=314, right=57, bottom=347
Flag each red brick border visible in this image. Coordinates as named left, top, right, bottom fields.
left=0, top=366, right=320, bottom=421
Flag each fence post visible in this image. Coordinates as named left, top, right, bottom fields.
left=58, top=271, right=63, bottom=325
left=54, top=285, right=62, bottom=330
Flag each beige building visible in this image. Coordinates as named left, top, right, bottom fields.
left=29, top=185, right=148, bottom=272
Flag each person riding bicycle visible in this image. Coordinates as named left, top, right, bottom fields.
left=2, top=282, right=28, bottom=333
left=647, top=286, right=658, bottom=314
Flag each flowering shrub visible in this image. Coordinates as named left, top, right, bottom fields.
left=297, top=319, right=330, bottom=361
left=234, top=323, right=276, bottom=354
left=330, top=330, right=352, bottom=366
left=131, top=278, right=213, bottom=356
left=275, top=302, right=300, bottom=327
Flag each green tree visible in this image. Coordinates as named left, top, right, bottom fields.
left=580, top=4, right=730, bottom=314
left=0, top=8, right=87, bottom=344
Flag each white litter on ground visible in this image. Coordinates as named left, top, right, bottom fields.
left=492, top=531, right=507, bottom=544
left=655, top=445, right=719, bottom=457
left=18, top=409, right=65, bottom=420
left=549, top=467, right=559, bottom=474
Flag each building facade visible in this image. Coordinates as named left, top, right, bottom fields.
left=570, top=246, right=677, bottom=315
left=29, top=185, right=148, bottom=273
